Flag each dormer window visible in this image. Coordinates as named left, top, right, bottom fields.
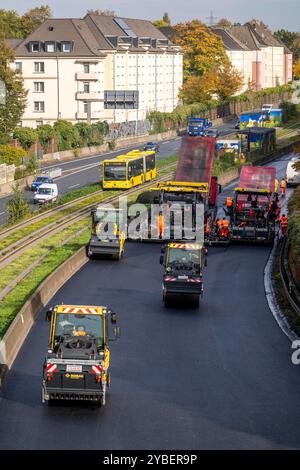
left=45, top=42, right=55, bottom=53
left=31, top=42, right=41, bottom=53
left=62, top=42, right=72, bottom=53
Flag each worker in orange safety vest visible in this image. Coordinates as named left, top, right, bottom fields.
left=157, top=211, right=165, bottom=239
left=274, top=178, right=279, bottom=194
left=280, top=178, right=286, bottom=197
left=221, top=218, right=230, bottom=238
left=280, top=214, right=288, bottom=236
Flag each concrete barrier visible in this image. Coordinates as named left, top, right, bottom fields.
left=0, top=246, right=88, bottom=388
left=0, top=174, right=35, bottom=196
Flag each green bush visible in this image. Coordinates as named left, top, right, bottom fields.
left=288, top=186, right=300, bottom=268
left=0, top=144, right=27, bottom=165
left=6, top=182, right=31, bottom=223
left=108, top=140, right=116, bottom=150
left=13, top=127, right=38, bottom=151
left=54, top=120, right=81, bottom=151
left=36, top=124, right=54, bottom=151
left=280, top=101, right=298, bottom=122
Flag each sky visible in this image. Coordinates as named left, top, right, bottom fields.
left=0, top=0, right=299, bottom=32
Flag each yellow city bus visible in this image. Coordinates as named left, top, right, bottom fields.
left=102, top=150, right=156, bottom=189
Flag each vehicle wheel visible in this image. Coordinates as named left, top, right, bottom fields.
left=164, top=294, right=171, bottom=308
left=106, top=373, right=111, bottom=388
left=192, top=296, right=199, bottom=309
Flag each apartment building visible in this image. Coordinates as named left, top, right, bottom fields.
left=6, top=14, right=183, bottom=129
left=212, top=21, right=293, bottom=91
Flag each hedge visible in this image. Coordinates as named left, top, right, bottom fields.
left=288, top=185, right=300, bottom=269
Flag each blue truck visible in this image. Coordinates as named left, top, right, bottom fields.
left=188, top=117, right=212, bottom=136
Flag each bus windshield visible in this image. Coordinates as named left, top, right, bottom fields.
left=53, top=313, right=104, bottom=349
left=163, top=191, right=199, bottom=204
left=104, top=163, right=126, bottom=181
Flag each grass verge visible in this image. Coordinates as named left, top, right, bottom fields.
left=0, top=229, right=90, bottom=339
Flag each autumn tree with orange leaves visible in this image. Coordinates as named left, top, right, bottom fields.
left=174, top=20, right=243, bottom=103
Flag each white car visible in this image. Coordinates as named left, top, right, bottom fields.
left=33, top=183, right=58, bottom=204
left=286, top=156, right=300, bottom=187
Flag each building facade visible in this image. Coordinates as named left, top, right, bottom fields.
left=7, top=15, right=183, bottom=129
left=212, top=21, right=293, bottom=92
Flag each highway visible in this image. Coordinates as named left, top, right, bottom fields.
left=0, top=122, right=236, bottom=225
left=0, top=152, right=299, bottom=450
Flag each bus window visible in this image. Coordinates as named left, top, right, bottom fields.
left=146, top=154, right=156, bottom=171
left=128, top=158, right=144, bottom=178
left=104, top=163, right=126, bottom=181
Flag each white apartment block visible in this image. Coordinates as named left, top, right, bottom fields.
left=7, top=15, right=183, bottom=129
left=212, top=21, right=293, bottom=92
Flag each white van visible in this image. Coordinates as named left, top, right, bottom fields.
left=262, top=104, right=273, bottom=112
left=286, top=156, right=300, bottom=187
left=33, top=183, right=58, bottom=204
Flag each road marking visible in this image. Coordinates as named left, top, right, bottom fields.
left=68, top=184, right=80, bottom=189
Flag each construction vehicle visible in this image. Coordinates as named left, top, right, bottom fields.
left=188, top=117, right=212, bottom=136
left=131, top=136, right=219, bottom=243
left=42, top=304, right=120, bottom=406
left=160, top=242, right=206, bottom=308
left=87, top=206, right=125, bottom=259
left=228, top=166, right=277, bottom=243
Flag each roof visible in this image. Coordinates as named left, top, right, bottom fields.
left=212, top=27, right=249, bottom=51
left=225, top=25, right=260, bottom=50
left=7, top=14, right=176, bottom=57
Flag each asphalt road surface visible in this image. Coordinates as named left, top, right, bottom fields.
left=0, top=153, right=299, bottom=450
left=0, top=122, right=236, bottom=225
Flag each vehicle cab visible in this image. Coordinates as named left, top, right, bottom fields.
left=33, top=183, right=58, bottom=204
left=31, top=175, right=53, bottom=192
left=160, top=242, right=206, bottom=307
left=42, top=304, right=120, bottom=405
left=88, top=206, right=126, bottom=259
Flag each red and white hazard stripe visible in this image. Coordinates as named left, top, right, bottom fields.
left=47, top=363, right=57, bottom=373
left=171, top=244, right=199, bottom=250
left=164, top=277, right=177, bottom=282
left=188, top=278, right=202, bottom=283
left=61, top=307, right=98, bottom=314
left=91, top=365, right=102, bottom=375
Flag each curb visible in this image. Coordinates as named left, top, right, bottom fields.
left=264, top=240, right=299, bottom=342
left=0, top=246, right=88, bottom=389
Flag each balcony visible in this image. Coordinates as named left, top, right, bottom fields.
left=76, top=111, right=103, bottom=120
left=76, top=91, right=102, bottom=101
left=75, top=72, right=98, bottom=81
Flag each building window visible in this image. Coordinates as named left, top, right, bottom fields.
left=34, top=101, right=45, bottom=113
left=31, top=42, right=40, bottom=52
left=83, top=63, right=90, bottom=73
left=83, top=101, right=88, bottom=113
left=15, top=62, right=22, bottom=73
left=83, top=82, right=90, bottom=93
left=45, top=42, right=55, bottom=52
left=34, top=62, right=45, bottom=73
left=62, top=42, right=72, bottom=53
left=34, top=82, right=45, bottom=92
left=36, top=120, right=43, bottom=127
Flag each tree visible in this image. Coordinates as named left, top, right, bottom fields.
left=36, top=124, right=54, bottom=151
left=0, top=5, right=52, bottom=38
left=0, top=37, right=27, bottom=141
left=6, top=182, right=31, bottom=223
left=274, top=29, right=300, bottom=61
left=21, top=5, right=52, bottom=37
left=173, top=20, right=229, bottom=80
left=216, top=18, right=232, bottom=27
left=153, top=12, right=171, bottom=28
left=179, top=62, right=243, bottom=104
left=13, top=127, right=38, bottom=150
left=293, top=58, right=300, bottom=79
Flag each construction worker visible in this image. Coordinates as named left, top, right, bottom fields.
left=280, top=214, right=288, bottom=237
left=205, top=220, right=211, bottom=238
left=222, top=218, right=230, bottom=239
left=226, top=196, right=233, bottom=216
left=280, top=178, right=286, bottom=197
left=215, top=219, right=224, bottom=238
left=274, top=178, right=279, bottom=194
left=157, top=211, right=165, bottom=239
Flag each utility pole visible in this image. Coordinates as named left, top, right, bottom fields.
left=206, top=11, right=218, bottom=27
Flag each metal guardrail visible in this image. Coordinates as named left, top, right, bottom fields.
left=279, top=236, right=300, bottom=317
